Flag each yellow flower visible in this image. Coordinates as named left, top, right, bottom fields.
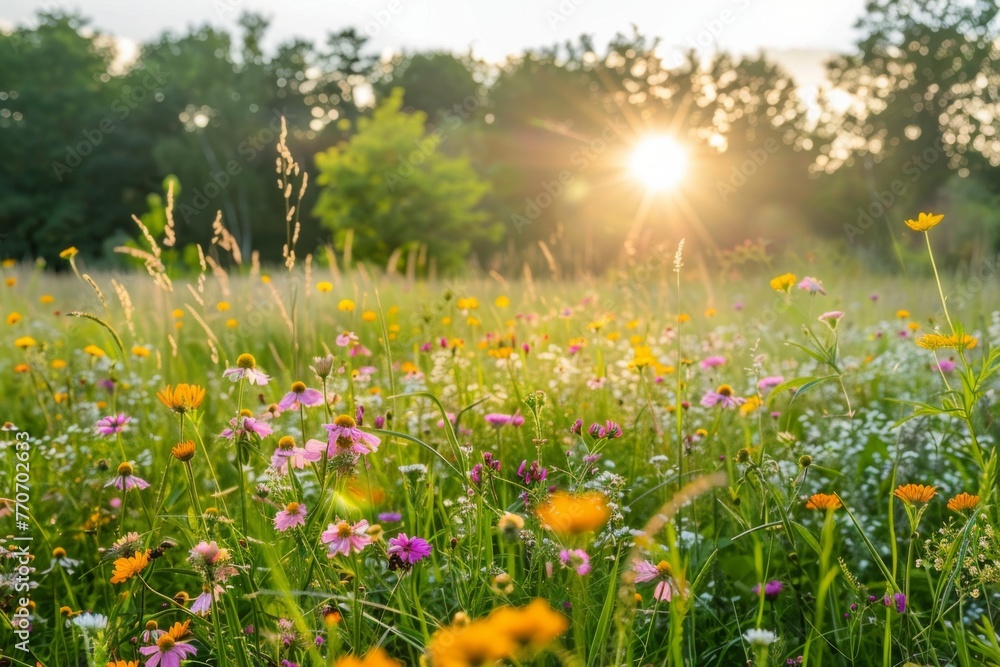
left=362, top=310, right=377, bottom=322
left=739, top=395, right=761, bottom=415
left=805, top=493, right=842, bottom=511
left=427, top=620, right=516, bottom=667
left=226, top=318, right=238, bottom=328
left=770, top=273, right=796, bottom=293
left=216, top=301, right=230, bottom=312
left=338, top=299, right=355, bottom=312
left=59, top=247, right=79, bottom=259
left=489, top=599, right=569, bottom=652
left=536, top=491, right=610, bottom=535
left=317, top=281, right=333, bottom=293
left=39, top=294, right=54, bottom=304
left=896, top=310, right=910, bottom=319
left=83, top=344, right=106, bottom=357
left=893, top=483, right=936, bottom=505
left=14, top=336, right=36, bottom=349
left=947, top=492, right=979, bottom=513
left=334, top=648, right=402, bottom=667
left=495, top=295, right=510, bottom=308
left=261, top=274, right=271, bottom=284
left=1, top=259, right=14, bottom=268
left=157, top=384, right=206, bottom=413
left=51, top=359, right=67, bottom=370
left=916, top=332, right=977, bottom=351
left=704, top=307, right=717, bottom=317
left=110, top=550, right=149, bottom=584
left=457, top=297, right=479, bottom=310
left=7, top=312, right=21, bottom=325
left=131, top=346, right=150, bottom=358
left=466, top=316, right=480, bottom=326
left=4, top=277, right=15, bottom=287
left=904, top=212, right=944, bottom=232
left=677, top=313, right=691, bottom=323
left=907, top=321, right=920, bottom=332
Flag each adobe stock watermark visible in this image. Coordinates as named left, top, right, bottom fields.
left=510, top=115, right=629, bottom=234
left=175, top=110, right=291, bottom=223
left=383, top=91, right=488, bottom=191
left=51, top=64, right=169, bottom=182
left=666, top=0, right=753, bottom=68
left=715, top=138, right=780, bottom=201
left=545, top=0, right=588, bottom=28
left=843, top=146, right=941, bottom=245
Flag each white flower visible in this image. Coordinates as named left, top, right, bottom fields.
left=70, top=612, right=108, bottom=631
left=743, top=628, right=777, bottom=647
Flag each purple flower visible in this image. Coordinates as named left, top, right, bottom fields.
left=191, top=585, right=224, bottom=615
left=322, top=519, right=371, bottom=557
left=271, top=439, right=324, bottom=473
left=274, top=502, right=307, bottom=532
left=221, top=414, right=273, bottom=440
left=937, top=359, right=956, bottom=373
left=378, top=512, right=402, bottom=523
left=484, top=413, right=524, bottom=428
left=223, top=365, right=270, bottom=385
left=884, top=592, right=906, bottom=614
left=701, top=388, right=746, bottom=409
left=336, top=331, right=359, bottom=347
left=753, top=580, right=783, bottom=601
left=797, top=276, right=826, bottom=295
left=700, top=355, right=726, bottom=369
left=518, top=459, right=547, bottom=485
left=559, top=549, right=591, bottom=576
left=104, top=463, right=149, bottom=491
left=634, top=560, right=678, bottom=602
left=570, top=419, right=583, bottom=435
left=757, top=376, right=784, bottom=393
left=277, top=382, right=324, bottom=411
left=387, top=533, right=432, bottom=565
left=96, top=414, right=131, bottom=436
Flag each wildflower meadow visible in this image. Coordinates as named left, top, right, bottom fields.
left=4, top=200, right=1000, bottom=667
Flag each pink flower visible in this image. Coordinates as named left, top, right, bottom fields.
left=634, top=560, right=679, bottom=602
left=274, top=502, right=308, bottom=532
left=937, top=359, right=956, bottom=373
left=138, top=629, right=198, bottom=667
left=277, top=382, right=325, bottom=411
left=221, top=414, right=273, bottom=440
left=104, top=465, right=150, bottom=492
left=757, top=376, right=784, bottom=392
left=336, top=331, right=359, bottom=347
left=797, top=276, right=826, bottom=295
left=222, top=365, right=270, bottom=385
left=96, top=414, right=131, bottom=436
left=322, top=519, right=372, bottom=557
left=818, top=311, right=844, bottom=330
left=484, top=413, right=525, bottom=428
left=190, top=584, right=225, bottom=615
left=271, top=439, right=324, bottom=473
left=586, top=377, right=606, bottom=390
left=559, top=549, right=591, bottom=576
left=324, top=416, right=381, bottom=456
left=700, top=389, right=746, bottom=409
left=387, top=533, right=432, bottom=565
left=189, top=540, right=224, bottom=567
left=700, top=356, right=725, bottom=369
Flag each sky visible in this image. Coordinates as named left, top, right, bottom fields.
left=1, top=0, right=867, bottom=87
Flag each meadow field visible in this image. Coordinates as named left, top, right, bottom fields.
left=3, top=220, right=1000, bottom=667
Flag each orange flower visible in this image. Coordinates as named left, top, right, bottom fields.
left=904, top=212, right=944, bottom=232
left=107, top=661, right=140, bottom=667
left=805, top=493, right=842, bottom=511
left=110, top=550, right=149, bottom=584
left=334, top=648, right=402, bottom=667
left=536, top=491, right=610, bottom=535
left=946, top=492, right=979, bottom=513
left=157, top=384, right=206, bottom=413
left=893, top=484, right=936, bottom=505
left=171, top=441, right=196, bottom=461
left=916, top=333, right=977, bottom=351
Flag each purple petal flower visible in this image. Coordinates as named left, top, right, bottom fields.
left=387, top=533, right=432, bottom=565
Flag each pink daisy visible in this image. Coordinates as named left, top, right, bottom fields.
left=104, top=463, right=150, bottom=491
left=277, top=381, right=325, bottom=411
left=797, top=276, right=826, bottom=295
left=322, top=519, right=371, bottom=557
left=484, top=413, right=525, bottom=428
left=221, top=413, right=273, bottom=440
left=271, top=439, right=324, bottom=473
left=336, top=331, right=359, bottom=347
left=634, top=560, right=679, bottom=602
left=559, top=548, right=591, bottom=576
left=138, top=625, right=198, bottom=667
left=323, top=415, right=380, bottom=456
left=96, top=413, right=131, bottom=436
left=699, top=355, right=726, bottom=369
left=274, top=502, right=308, bottom=532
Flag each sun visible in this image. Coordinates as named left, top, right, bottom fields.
left=629, top=135, right=688, bottom=191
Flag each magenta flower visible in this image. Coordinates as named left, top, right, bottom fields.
left=323, top=415, right=380, bottom=456
left=700, top=389, right=746, bottom=409
left=274, top=502, right=308, bottom=532
left=484, top=413, right=525, bottom=428
left=937, top=359, right=956, bottom=373
left=588, top=420, right=622, bottom=439
left=700, top=355, right=726, bottom=370
left=753, top=580, right=783, bottom=601
left=634, top=560, right=679, bottom=602
left=104, top=463, right=150, bottom=492
left=797, top=276, right=826, bottom=295
left=277, top=381, right=325, bottom=411
left=559, top=549, right=591, bottom=576
left=96, top=413, right=131, bottom=436
left=378, top=512, right=402, bottom=523
left=322, top=519, right=372, bottom=557
left=138, top=630, right=198, bottom=666
left=757, top=376, right=784, bottom=393
left=387, top=533, right=432, bottom=565
left=221, top=413, right=273, bottom=440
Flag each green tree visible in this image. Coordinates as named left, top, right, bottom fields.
left=313, top=89, right=497, bottom=274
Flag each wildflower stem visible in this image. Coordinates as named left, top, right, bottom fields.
left=925, top=231, right=955, bottom=335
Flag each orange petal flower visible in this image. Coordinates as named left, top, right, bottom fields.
left=536, top=491, right=611, bottom=535
left=157, top=383, right=206, bottom=413
left=893, top=483, right=936, bottom=505
left=805, top=493, right=842, bottom=511
left=946, top=492, right=980, bottom=513
left=110, top=550, right=149, bottom=584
